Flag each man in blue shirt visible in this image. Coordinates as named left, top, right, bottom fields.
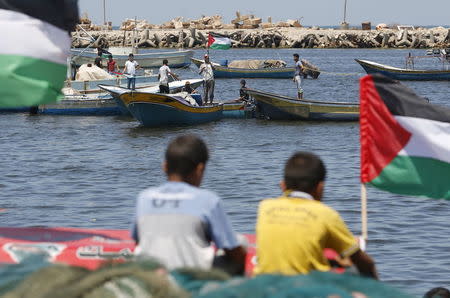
left=131, top=135, right=246, bottom=274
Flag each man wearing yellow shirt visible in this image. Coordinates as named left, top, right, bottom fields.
left=255, top=152, right=378, bottom=279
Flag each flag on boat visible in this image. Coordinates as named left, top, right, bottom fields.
left=360, top=74, right=450, bottom=200
left=0, top=0, right=79, bottom=108
left=207, top=33, right=231, bottom=50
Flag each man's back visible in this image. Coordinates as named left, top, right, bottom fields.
left=158, top=65, right=170, bottom=85
left=132, top=181, right=239, bottom=269
left=255, top=192, right=358, bottom=275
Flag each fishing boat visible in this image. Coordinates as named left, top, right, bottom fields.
left=355, top=51, right=450, bottom=80
left=69, top=73, right=159, bottom=94
left=71, top=48, right=194, bottom=68
left=221, top=101, right=255, bottom=119
left=117, top=91, right=223, bottom=127
left=247, top=89, right=359, bottom=121
left=0, top=227, right=347, bottom=276
left=38, top=94, right=121, bottom=116
left=191, top=58, right=295, bottom=79
left=99, top=79, right=204, bottom=115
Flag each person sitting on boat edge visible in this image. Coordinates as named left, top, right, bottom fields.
left=107, top=55, right=118, bottom=75
left=239, top=79, right=250, bottom=102
left=182, top=81, right=196, bottom=94
left=199, top=54, right=215, bottom=105
left=131, top=135, right=246, bottom=275
left=123, top=54, right=140, bottom=90
left=254, top=152, right=378, bottom=279
left=158, top=59, right=179, bottom=94
left=293, top=53, right=304, bottom=100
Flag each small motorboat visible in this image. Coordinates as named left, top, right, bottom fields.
left=71, top=48, right=194, bottom=68
left=356, top=51, right=450, bottom=81
left=99, top=79, right=204, bottom=115
left=118, top=91, right=223, bottom=127
left=191, top=58, right=296, bottom=79
left=247, top=89, right=359, bottom=121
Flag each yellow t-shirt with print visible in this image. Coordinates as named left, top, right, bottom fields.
left=254, top=192, right=359, bottom=275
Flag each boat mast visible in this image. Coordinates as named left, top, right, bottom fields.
left=340, top=0, right=349, bottom=29
left=343, top=0, right=347, bottom=24
left=103, top=0, right=106, bottom=26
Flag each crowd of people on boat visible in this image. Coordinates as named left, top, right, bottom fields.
left=131, top=134, right=378, bottom=278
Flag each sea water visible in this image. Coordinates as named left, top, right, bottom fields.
left=1, top=48, right=449, bottom=296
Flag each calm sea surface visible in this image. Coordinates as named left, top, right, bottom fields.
left=1, top=49, right=449, bottom=296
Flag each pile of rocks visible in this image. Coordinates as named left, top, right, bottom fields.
left=71, top=26, right=450, bottom=49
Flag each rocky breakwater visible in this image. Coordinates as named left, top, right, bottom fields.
left=72, top=27, right=450, bottom=49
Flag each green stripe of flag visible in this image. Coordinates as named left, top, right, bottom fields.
left=0, top=54, right=66, bottom=107
left=370, top=155, right=450, bottom=200
left=209, top=44, right=231, bottom=50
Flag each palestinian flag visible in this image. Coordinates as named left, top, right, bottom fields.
left=0, top=0, right=79, bottom=107
left=207, top=33, right=231, bottom=50
left=360, top=74, right=450, bottom=200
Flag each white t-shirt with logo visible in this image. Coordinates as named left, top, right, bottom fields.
left=159, top=65, right=171, bottom=86
left=125, top=60, right=139, bottom=76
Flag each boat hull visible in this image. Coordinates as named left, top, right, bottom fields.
left=121, top=92, right=223, bottom=127
left=69, top=75, right=158, bottom=94
left=222, top=102, right=255, bottom=119
left=247, top=89, right=359, bottom=121
left=191, top=58, right=295, bottom=78
left=99, top=79, right=204, bottom=116
left=39, top=96, right=121, bottom=116
left=356, top=59, right=450, bottom=80
left=71, top=49, right=194, bottom=68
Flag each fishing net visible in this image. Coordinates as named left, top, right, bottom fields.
left=1, top=259, right=413, bottom=298
left=1, top=259, right=188, bottom=298
left=227, top=60, right=286, bottom=69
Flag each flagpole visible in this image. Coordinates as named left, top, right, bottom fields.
left=361, top=183, right=368, bottom=241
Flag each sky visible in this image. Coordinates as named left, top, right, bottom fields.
left=78, top=0, right=450, bottom=27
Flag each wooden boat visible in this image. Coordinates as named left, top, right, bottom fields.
left=247, top=89, right=359, bottom=121
left=191, top=58, right=295, bottom=78
left=99, top=79, right=204, bottom=115
left=38, top=94, right=121, bottom=116
left=355, top=59, right=450, bottom=80
left=118, top=92, right=223, bottom=127
left=221, top=101, right=255, bottom=119
left=71, top=48, right=194, bottom=68
left=69, top=73, right=158, bottom=94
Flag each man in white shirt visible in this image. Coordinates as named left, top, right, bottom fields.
left=123, top=54, right=140, bottom=90
left=293, top=53, right=304, bottom=99
left=199, top=54, right=215, bottom=105
left=158, top=59, right=179, bottom=94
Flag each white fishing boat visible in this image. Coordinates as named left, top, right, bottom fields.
left=71, top=47, right=194, bottom=68
left=67, top=63, right=159, bottom=94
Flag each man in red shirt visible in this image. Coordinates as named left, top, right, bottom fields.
left=107, top=55, right=118, bottom=74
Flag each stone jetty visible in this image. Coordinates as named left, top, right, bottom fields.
left=72, top=14, right=450, bottom=49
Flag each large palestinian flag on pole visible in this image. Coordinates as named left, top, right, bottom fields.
left=360, top=74, right=450, bottom=200
left=207, top=33, right=231, bottom=50
left=0, top=0, right=79, bottom=107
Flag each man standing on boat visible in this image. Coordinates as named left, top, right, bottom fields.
left=199, top=54, right=215, bottom=105
left=255, top=152, right=378, bottom=279
left=131, top=135, right=246, bottom=275
left=158, top=59, right=179, bottom=94
left=293, top=53, right=304, bottom=99
left=123, top=54, right=140, bottom=90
